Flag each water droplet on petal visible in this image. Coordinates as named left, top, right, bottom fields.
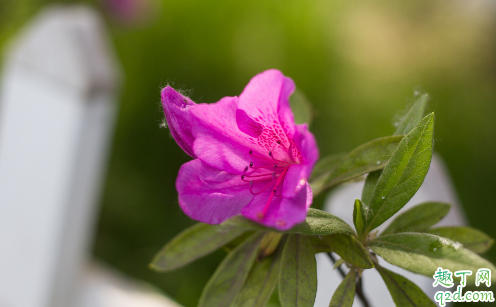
left=299, top=179, right=306, bottom=186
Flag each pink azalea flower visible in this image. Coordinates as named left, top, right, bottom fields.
left=161, top=69, right=319, bottom=230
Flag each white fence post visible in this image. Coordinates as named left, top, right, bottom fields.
left=0, top=5, right=120, bottom=307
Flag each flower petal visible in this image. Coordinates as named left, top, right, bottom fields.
left=176, top=159, right=253, bottom=224
left=161, top=86, right=196, bottom=157
left=282, top=124, right=319, bottom=197
left=190, top=70, right=300, bottom=174
left=241, top=182, right=311, bottom=230
left=238, top=69, right=297, bottom=148
left=236, top=109, right=264, bottom=138
left=190, top=96, right=256, bottom=174
left=238, top=69, right=296, bottom=130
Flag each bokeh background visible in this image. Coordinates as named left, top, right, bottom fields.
left=2, top=0, right=496, bottom=306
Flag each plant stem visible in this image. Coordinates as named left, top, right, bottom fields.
left=326, top=252, right=372, bottom=307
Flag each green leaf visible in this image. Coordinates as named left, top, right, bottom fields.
left=199, top=232, right=264, bottom=307
left=223, top=209, right=355, bottom=236
left=309, top=153, right=346, bottom=194
left=279, top=234, right=317, bottom=307
left=324, top=234, right=374, bottom=269
left=150, top=223, right=246, bottom=272
left=289, top=88, right=313, bottom=126
left=353, top=199, right=366, bottom=238
left=309, top=235, right=333, bottom=253
left=311, top=153, right=347, bottom=180
left=233, top=252, right=282, bottom=307
left=369, top=233, right=496, bottom=281
left=329, top=269, right=357, bottom=307
left=364, top=113, right=435, bottom=233
left=376, top=264, right=436, bottom=307
left=321, top=135, right=403, bottom=191
left=427, top=226, right=495, bottom=254
left=381, top=202, right=451, bottom=236
left=333, top=258, right=346, bottom=270
left=394, top=93, right=429, bottom=135
left=361, top=170, right=381, bottom=206
left=259, top=232, right=284, bottom=259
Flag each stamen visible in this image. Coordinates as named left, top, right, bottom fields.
left=244, top=172, right=277, bottom=179
left=250, top=165, right=284, bottom=170
left=258, top=166, right=290, bottom=218
left=242, top=173, right=278, bottom=183
left=249, top=151, right=290, bottom=165
left=270, top=156, right=291, bottom=165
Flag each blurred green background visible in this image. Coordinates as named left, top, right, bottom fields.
left=1, top=0, right=496, bottom=306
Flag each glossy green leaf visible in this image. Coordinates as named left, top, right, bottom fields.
left=150, top=223, right=246, bottom=272
left=364, top=113, right=435, bottom=233
left=325, top=234, right=374, bottom=269
left=353, top=199, right=366, bottom=238
left=381, top=202, right=451, bottom=236
left=321, top=135, right=403, bottom=190
left=427, top=226, right=495, bottom=254
left=394, top=93, right=429, bottom=135
left=361, top=170, right=381, bottom=207
left=376, top=264, right=436, bottom=307
left=233, top=252, right=282, bottom=307
left=329, top=269, right=356, bottom=307
left=279, top=235, right=317, bottom=307
left=223, top=209, right=355, bottom=236
left=199, top=232, right=264, bottom=307
left=370, top=233, right=496, bottom=281
left=289, top=88, right=313, bottom=126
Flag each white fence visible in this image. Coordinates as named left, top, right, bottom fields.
left=0, top=5, right=180, bottom=307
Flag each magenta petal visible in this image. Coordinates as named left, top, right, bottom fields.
left=276, top=182, right=313, bottom=228
left=282, top=164, right=307, bottom=198
left=161, top=86, right=196, bottom=157
left=236, top=109, right=263, bottom=138
left=238, top=70, right=295, bottom=125
left=238, top=70, right=296, bottom=137
left=282, top=124, right=319, bottom=197
left=294, top=124, right=319, bottom=170
left=190, top=96, right=260, bottom=174
left=241, top=182, right=310, bottom=230
left=176, top=159, right=253, bottom=224
left=277, top=75, right=297, bottom=136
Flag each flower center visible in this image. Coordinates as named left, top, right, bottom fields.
left=241, top=150, right=295, bottom=220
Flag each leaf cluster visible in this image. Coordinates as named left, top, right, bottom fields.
left=151, top=93, right=495, bottom=307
